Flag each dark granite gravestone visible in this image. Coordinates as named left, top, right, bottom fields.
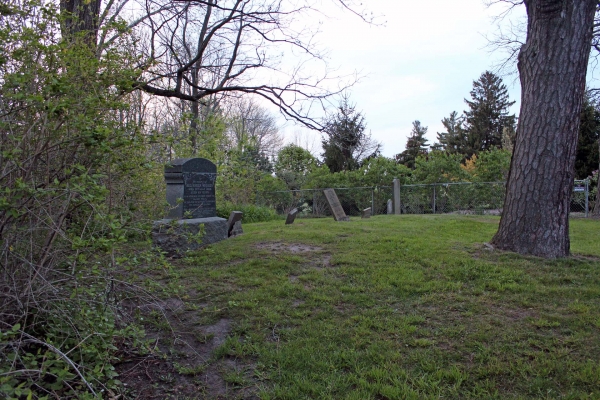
left=323, top=189, right=350, bottom=222
left=227, top=211, right=243, bottom=237
left=285, top=208, right=298, bottom=225
left=165, top=158, right=217, bottom=219
left=153, top=158, right=228, bottom=257
left=361, top=207, right=371, bottom=219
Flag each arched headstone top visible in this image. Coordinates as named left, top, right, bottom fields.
left=164, top=158, right=218, bottom=219
left=165, top=158, right=217, bottom=174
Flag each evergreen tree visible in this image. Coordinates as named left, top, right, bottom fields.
left=575, top=95, right=600, bottom=179
left=396, top=121, right=429, bottom=169
left=432, top=111, right=468, bottom=154
left=463, top=71, right=516, bottom=156
left=321, top=96, right=381, bottom=172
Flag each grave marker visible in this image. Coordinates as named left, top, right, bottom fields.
left=387, top=199, right=393, bottom=214
left=153, top=158, right=228, bottom=257
left=362, top=207, right=371, bottom=219
left=286, top=208, right=299, bottom=225
left=227, top=211, right=243, bottom=237
left=165, top=158, right=217, bottom=219
left=323, top=189, right=350, bottom=222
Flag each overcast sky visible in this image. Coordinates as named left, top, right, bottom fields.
left=278, top=0, right=528, bottom=158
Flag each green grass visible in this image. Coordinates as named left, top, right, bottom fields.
left=175, top=215, right=600, bottom=399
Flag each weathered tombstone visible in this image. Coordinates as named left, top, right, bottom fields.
left=165, top=158, right=217, bottom=219
left=227, top=211, right=243, bottom=237
left=152, top=158, right=228, bottom=257
left=286, top=208, right=298, bottom=225
left=387, top=199, right=393, bottom=214
left=323, top=189, right=350, bottom=222
left=361, top=207, right=371, bottom=219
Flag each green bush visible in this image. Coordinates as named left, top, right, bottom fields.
left=217, top=202, right=280, bottom=223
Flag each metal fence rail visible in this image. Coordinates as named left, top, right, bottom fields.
left=256, top=186, right=394, bottom=218
left=398, top=182, right=506, bottom=215
left=257, top=180, right=592, bottom=218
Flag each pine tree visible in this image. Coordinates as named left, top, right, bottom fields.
left=396, top=121, right=429, bottom=169
left=432, top=111, right=468, bottom=154
left=575, top=95, right=600, bottom=179
left=463, top=71, right=516, bottom=156
left=322, top=96, right=380, bottom=172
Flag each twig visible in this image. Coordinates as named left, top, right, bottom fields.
left=19, top=331, right=97, bottom=397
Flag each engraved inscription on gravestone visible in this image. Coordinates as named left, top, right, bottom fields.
left=323, top=189, right=350, bottom=222
left=165, top=158, right=217, bottom=219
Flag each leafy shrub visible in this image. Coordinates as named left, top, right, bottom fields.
left=0, top=2, right=161, bottom=397
left=217, top=202, right=280, bottom=223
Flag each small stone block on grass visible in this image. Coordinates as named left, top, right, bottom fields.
left=387, top=199, right=393, bottom=214
left=286, top=208, right=298, bottom=225
left=323, top=188, right=350, bottom=222
left=362, top=207, right=372, bottom=219
left=227, top=211, right=243, bottom=237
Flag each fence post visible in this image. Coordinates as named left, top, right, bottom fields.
left=393, top=178, right=401, bottom=215
left=371, top=188, right=375, bottom=216
left=433, top=185, right=436, bottom=214
left=585, top=179, right=589, bottom=218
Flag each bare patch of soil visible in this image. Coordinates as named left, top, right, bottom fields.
left=292, top=299, right=305, bottom=307
left=115, top=297, right=258, bottom=399
left=254, top=241, right=322, bottom=253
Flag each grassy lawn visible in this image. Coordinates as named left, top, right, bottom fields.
left=131, top=215, right=600, bottom=399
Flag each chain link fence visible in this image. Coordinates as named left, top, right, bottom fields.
left=257, top=180, right=592, bottom=218
left=398, top=182, right=505, bottom=215
left=572, top=179, right=591, bottom=216
left=256, top=186, right=394, bottom=218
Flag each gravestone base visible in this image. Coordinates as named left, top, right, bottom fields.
left=152, top=217, right=228, bottom=257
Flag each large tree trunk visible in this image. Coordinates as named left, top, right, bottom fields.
left=60, top=0, right=101, bottom=46
left=491, top=0, right=597, bottom=258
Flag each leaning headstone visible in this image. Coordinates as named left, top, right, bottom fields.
left=323, top=189, right=350, bottom=222
left=152, top=158, right=228, bottom=257
left=387, top=199, right=393, bottom=214
left=230, top=221, right=243, bottom=237
left=361, top=207, right=371, bottom=219
left=227, top=211, right=243, bottom=237
left=286, top=208, right=298, bottom=225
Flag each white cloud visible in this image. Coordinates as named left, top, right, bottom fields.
left=277, top=0, right=526, bottom=158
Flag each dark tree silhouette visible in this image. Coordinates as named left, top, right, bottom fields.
left=321, top=96, right=381, bottom=172
left=575, top=94, right=600, bottom=179
left=431, top=111, right=468, bottom=154
left=396, top=121, right=429, bottom=169
left=463, top=71, right=516, bottom=156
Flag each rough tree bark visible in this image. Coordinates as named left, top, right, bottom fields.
left=492, top=0, right=597, bottom=257
left=60, top=0, right=102, bottom=45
